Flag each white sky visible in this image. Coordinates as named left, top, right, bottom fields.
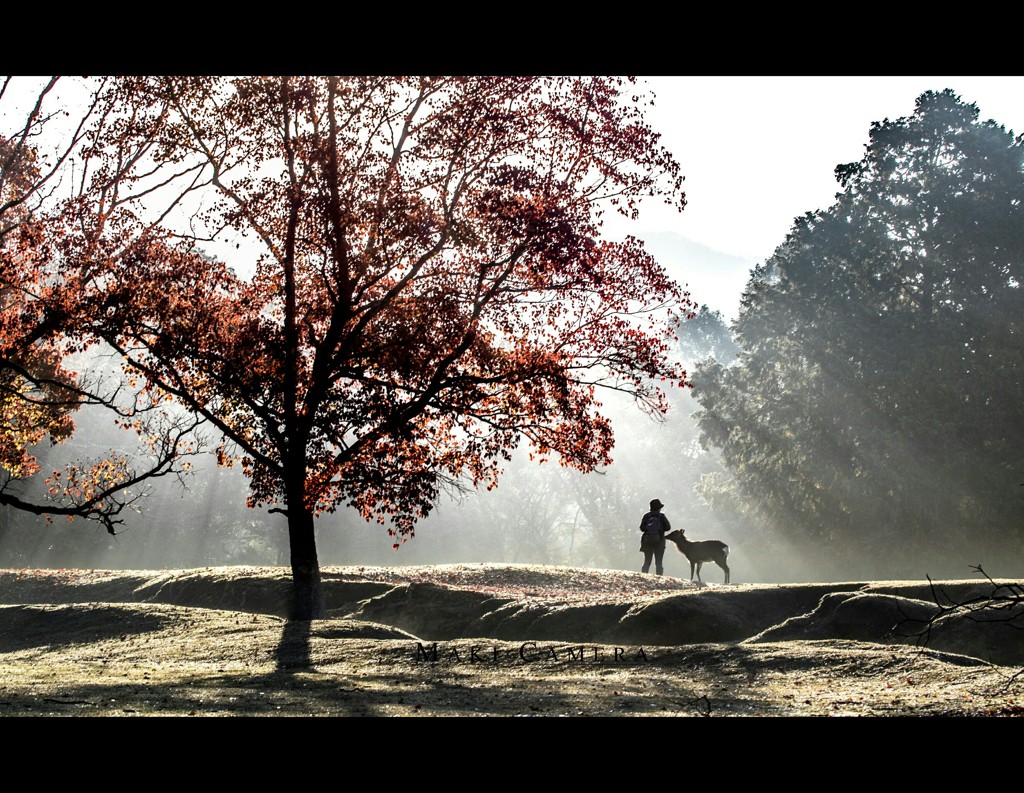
left=7, top=75, right=1024, bottom=313
left=606, top=76, right=1024, bottom=265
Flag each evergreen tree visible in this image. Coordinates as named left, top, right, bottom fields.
left=695, top=90, right=1024, bottom=579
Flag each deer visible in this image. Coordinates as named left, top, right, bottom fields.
left=664, top=529, right=730, bottom=584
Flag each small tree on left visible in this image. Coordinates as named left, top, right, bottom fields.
left=0, top=76, right=201, bottom=533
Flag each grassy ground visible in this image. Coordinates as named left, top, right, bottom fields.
left=1, top=565, right=1021, bottom=717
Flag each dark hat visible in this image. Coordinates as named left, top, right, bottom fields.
left=650, top=499, right=664, bottom=510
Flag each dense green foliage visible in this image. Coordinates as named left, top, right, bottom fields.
left=694, top=90, right=1024, bottom=578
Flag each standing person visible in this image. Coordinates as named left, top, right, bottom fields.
left=639, top=498, right=670, bottom=575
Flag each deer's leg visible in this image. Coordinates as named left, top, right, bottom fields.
left=695, top=561, right=703, bottom=582
left=719, top=561, right=730, bottom=584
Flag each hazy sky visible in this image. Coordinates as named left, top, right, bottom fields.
left=606, top=76, right=1024, bottom=266
left=7, top=76, right=1023, bottom=315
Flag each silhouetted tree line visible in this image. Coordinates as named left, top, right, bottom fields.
left=693, top=90, right=1024, bottom=579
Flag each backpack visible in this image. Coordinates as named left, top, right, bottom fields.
left=642, top=513, right=663, bottom=538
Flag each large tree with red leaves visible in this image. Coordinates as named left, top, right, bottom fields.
left=11, top=76, right=692, bottom=618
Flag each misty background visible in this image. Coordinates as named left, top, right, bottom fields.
left=3, top=85, right=1023, bottom=584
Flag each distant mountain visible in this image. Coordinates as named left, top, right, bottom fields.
left=635, top=231, right=757, bottom=321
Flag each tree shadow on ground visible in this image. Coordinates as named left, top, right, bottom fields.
left=0, top=604, right=169, bottom=652
left=0, top=665, right=787, bottom=716
left=274, top=619, right=312, bottom=673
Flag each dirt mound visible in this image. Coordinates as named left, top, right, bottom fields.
left=131, top=568, right=296, bottom=614
left=927, top=600, right=1024, bottom=665
left=313, top=620, right=419, bottom=640
left=745, top=589, right=1024, bottom=666
left=0, top=603, right=173, bottom=653
left=0, top=569, right=156, bottom=604
left=603, top=583, right=865, bottom=645
left=328, top=562, right=696, bottom=604
left=352, top=582, right=515, bottom=639
left=2, top=566, right=1023, bottom=665
left=0, top=567, right=397, bottom=617
left=746, top=592, right=940, bottom=644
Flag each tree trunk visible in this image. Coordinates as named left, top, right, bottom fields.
left=287, top=506, right=326, bottom=620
